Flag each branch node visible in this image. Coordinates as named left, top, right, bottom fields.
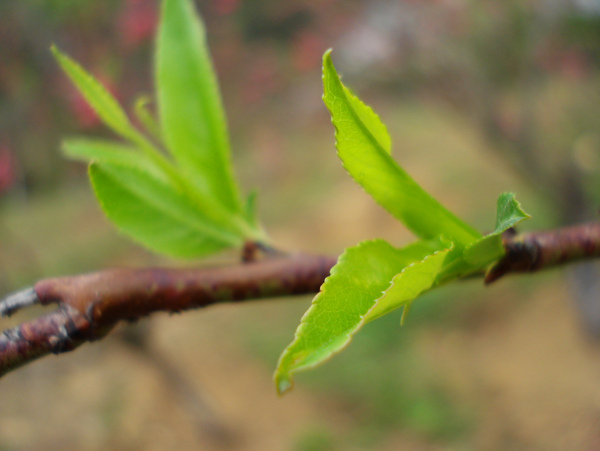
left=242, top=241, right=287, bottom=263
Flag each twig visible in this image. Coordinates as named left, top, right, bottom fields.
left=486, top=222, right=600, bottom=283
left=0, top=253, right=336, bottom=378
left=2, top=223, right=600, bottom=378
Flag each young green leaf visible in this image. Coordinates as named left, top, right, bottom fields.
left=344, top=87, right=392, bottom=155
left=494, top=192, right=531, bottom=231
left=157, top=0, right=242, bottom=213
left=63, top=138, right=165, bottom=180
left=244, top=191, right=261, bottom=230
left=134, top=96, right=162, bottom=143
left=274, top=238, right=450, bottom=395
left=89, top=162, right=242, bottom=258
left=51, top=46, right=137, bottom=140
left=322, top=50, right=480, bottom=246
left=362, top=246, right=451, bottom=324
left=55, top=0, right=270, bottom=258
left=463, top=192, right=530, bottom=267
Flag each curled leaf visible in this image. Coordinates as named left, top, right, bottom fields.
left=274, top=238, right=451, bottom=395
left=322, top=50, right=480, bottom=246
left=463, top=192, right=530, bottom=267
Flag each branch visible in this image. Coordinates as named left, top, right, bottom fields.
left=1, top=222, right=600, bottom=378
left=0, top=253, right=336, bottom=378
left=486, top=222, right=600, bottom=284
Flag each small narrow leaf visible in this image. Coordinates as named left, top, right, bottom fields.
left=274, top=238, right=448, bottom=395
left=322, top=50, right=480, bottom=246
left=494, top=192, right=530, bottom=232
left=89, top=162, right=242, bottom=258
left=463, top=192, right=530, bottom=267
left=157, top=0, right=242, bottom=213
left=134, top=96, right=162, bottom=142
left=244, top=191, right=260, bottom=229
left=63, top=138, right=165, bottom=180
left=51, top=46, right=137, bottom=140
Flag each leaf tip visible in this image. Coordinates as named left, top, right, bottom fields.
left=322, top=49, right=336, bottom=79
left=400, top=302, right=413, bottom=326
left=50, top=44, right=69, bottom=64
left=274, top=370, right=293, bottom=396
left=50, top=44, right=64, bottom=63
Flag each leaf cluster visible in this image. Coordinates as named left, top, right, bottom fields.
left=53, top=1, right=531, bottom=395
left=273, top=51, right=530, bottom=394
left=54, top=0, right=265, bottom=259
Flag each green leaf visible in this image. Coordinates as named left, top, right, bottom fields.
left=494, top=192, right=530, bottom=232
left=343, top=87, right=392, bottom=155
left=274, top=238, right=451, bottom=395
left=56, top=2, right=268, bottom=258
left=89, top=161, right=242, bottom=258
left=244, top=191, right=261, bottom=230
left=322, top=50, right=480, bottom=246
left=63, top=138, right=165, bottom=180
left=157, top=0, right=242, bottom=213
left=463, top=192, right=530, bottom=267
left=51, top=46, right=137, bottom=140
left=363, top=246, right=451, bottom=324
left=133, top=96, right=162, bottom=143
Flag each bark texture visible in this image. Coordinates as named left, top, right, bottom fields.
left=0, top=253, right=336, bottom=377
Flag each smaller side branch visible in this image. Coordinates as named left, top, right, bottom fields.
left=0, top=288, right=39, bottom=317
left=0, top=309, right=84, bottom=375
left=486, top=222, right=600, bottom=284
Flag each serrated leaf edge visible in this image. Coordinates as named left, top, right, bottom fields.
left=363, top=245, right=452, bottom=324
left=463, top=192, right=531, bottom=266
left=321, top=49, right=481, bottom=246
left=275, top=240, right=451, bottom=395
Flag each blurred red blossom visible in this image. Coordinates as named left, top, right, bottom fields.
left=212, top=0, right=241, bottom=16
left=118, top=0, right=158, bottom=50
left=0, top=146, right=18, bottom=194
left=291, top=30, right=325, bottom=72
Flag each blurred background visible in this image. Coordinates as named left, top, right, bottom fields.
left=2, top=0, right=600, bottom=449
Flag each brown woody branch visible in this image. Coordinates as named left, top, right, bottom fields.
left=485, top=222, right=600, bottom=283
left=0, top=253, right=336, bottom=378
left=1, top=222, right=600, bottom=379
